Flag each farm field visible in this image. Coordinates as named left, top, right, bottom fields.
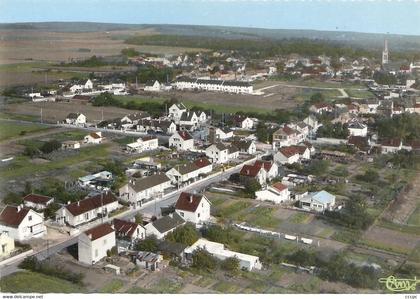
left=0, top=271, right=85, bottom=293
left=2, top=101, right=141, bottom=123
left=0, top=120, right=51, bottom=141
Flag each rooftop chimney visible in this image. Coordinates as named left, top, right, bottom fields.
left=17, top=205, right=21, bottom=212
left=88, top=233, right=92, bottom=239
left=77, top=201, right=80, bottom=206
left=67, top=201, right=71, bottom=205
left=189, top=194, right=193, bottom=203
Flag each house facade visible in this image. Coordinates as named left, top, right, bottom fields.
left=255, top=182, right=290, bottom=204
left=78, top=223, right=116, bottom=265
left=175, top=192, right=211, bottom=224
left=0, top=206, right=46, bottom=241
left=23, top=194, right=54, bottom=210
left=66, top=113, right=86, bottom=125
left=55, top=192, right=119, bottom=227
left=84, top=132, right=103, bottom=144
left=144, top=213, right=185, bottom=239
left=205, top=143, right=229, bottom=164
left=169, top=131, right=194, bottom=151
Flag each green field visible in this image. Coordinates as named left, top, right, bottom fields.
left=0, top=121, right=51, bottom=141
left=345, top=89, right=374, bottom=99
left=0, top=271, right=85, bottom=293
left=407, top=204, right=420, bottom=227
left=99, top=279, right=124, bottom=293
left=114, top=95, right=271, bottom=114
left=0, top=144, right=110, bottom=179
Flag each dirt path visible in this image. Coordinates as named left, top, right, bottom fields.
left=382, top=171, right=420, bottom=225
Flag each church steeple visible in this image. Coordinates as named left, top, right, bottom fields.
left=382, top=39, right=389, bottom=65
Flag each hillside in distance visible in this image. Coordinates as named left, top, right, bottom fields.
left=1, top=22, right=420, bottom=51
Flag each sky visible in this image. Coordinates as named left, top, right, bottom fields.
left=0, top=0, right=420, bottom=36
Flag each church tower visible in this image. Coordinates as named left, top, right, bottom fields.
left=382, top=39, right=389, bottom=65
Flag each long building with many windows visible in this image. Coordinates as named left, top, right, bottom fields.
left=173, top=77, right=253, bottom=94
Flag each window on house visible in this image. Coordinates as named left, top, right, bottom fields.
left=198, top=213, right=200, bottom=218
left=28, top=216, right=32, bottom=221
left=180, top=212, right=184, bottom=217
left=95, top=249, right=98, bottom=257
left=103, top=239, right=107, bottom=245
left=85, top=213, right=89, bottom=220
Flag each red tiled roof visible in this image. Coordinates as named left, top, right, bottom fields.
left=254, top=160, right=273, bottom=172
left=90, top=132, right=101, bottom=139
left=240, top=164, right=262, bottom=177
left=113, top=218, right=139, bottom=238
left=193, top=158, right=211, bottom=168
left=272, top=182, right=287, bottom=192
left=0, top=206, right=30, bottom=227
left=175, top=192, right=205, bottom=213
left=279, top=145, right=307, bottom=157
left=282, top=126, right=296, bottom=135
left=400, top=64, right=410, bottom=71
left=84, top=223, right=114, bottom=241
left=381, top=138, right=402, bottom=147
left=65, top=192, right=117, bottom=216
left=313, top=103, right=331, bottom=109
left=178, top=130, right=193, bottom=141
left=23, top=194, right=53, bottom=205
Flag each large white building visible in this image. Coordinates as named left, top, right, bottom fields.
left=174, top=77, right=253, bottom=94
left=126, top=136, right=159, bottom=153
left=255, top=182, right=291, bottom=204
left=78, top=223, right=116, bottom=265
left=184, top=239, right=262, bottom=271
left=169, top=131, right=195, bottom=151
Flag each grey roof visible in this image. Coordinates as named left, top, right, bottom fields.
left=174, top=163, right=200, bottom=175
left=158, top=240, right=187, bottom=256
left=232, top=139, right=253, bottom=151
left=307, top=190, right=335, bottom=204
left=129, top=174, right=170, bottom=193
left=211, top=142, right=229, bottom=151
left=151, top=213, right=185, bottom=234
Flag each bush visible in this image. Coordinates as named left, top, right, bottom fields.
left=221, top=257, right=240, bottom=274
left=192, top=248, right=217, bottom=272
left=40, top=140, right=61, bottom=154
left=19, top=257, right=84, bottom=285
left=134, top=235, right=159, bottom=252
left=165, top=223, right=199, bottom=246
left=107, top=246, right=118, bottom=257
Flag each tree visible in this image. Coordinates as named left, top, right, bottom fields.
left=221, top=257, right=240, bottom=274
left=242, top=177, right=261, bottom=198
left=286, top=249, right=317, bottom=266
left=23, top=144, right=39, bottom=158
left=24, top=182, right=33, bottom=195
left=134, top=235, right=158, bottom=252
left=40, top=140, right=61, bottom=154
left=134, top=213, right=143, bottom=224
left=305, top=160, right=330, bottom=176
left=255, top=122, right=269, bottom=143
left=191, top=248, right=217, bottom=272
left=165, top=223, right=199, bottom=246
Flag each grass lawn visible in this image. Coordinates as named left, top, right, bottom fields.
left=212, top=281, right=242, bottom=293
left=245, top=206, right=282, bottom=229
left=99, top=279, right=124, bottom=293
left=195, top=276, right=216, bottom=288
left=377, top=220, right=420, bottom=235
left=0, top=112, right=40, bottom=122
left=0, top=271, right=85, bottom=293
left=114, top=95, right=271, bottom=114
left=360, top=238, right=412, bottom=255
left=407, top=204, right=420, bottom=227
left=213, top=200, right=253, bottom=219
left=288, top=212, right=312, bottom=224
left=409, top=244, right=420, bottom=263
left=47, top=129, right=87, bottom=142
left=345, top=89, right=373, bottom=98
left=0, top=121, right=51, bottom=141
left=0, top=144, right=110, bottom=179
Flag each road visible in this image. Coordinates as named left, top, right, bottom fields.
left=0, top=156, right=254, bottom=277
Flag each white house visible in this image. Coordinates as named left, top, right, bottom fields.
left=168, top=103, right=187, bottom=122
left=166, top=163, right=201, bottom=186
left=232, top=139, right=256, bottom=155
left=196, top=111, right=207, bottom=124
left=0, top=206, right=46, bottom=241
left=169, top=131, right=194, bottom=151
left=144, top=213, right=185, bottom=239
left=174, top=192, right=211, bottom=224
left=381, top=138, right=403, bottom=153
left=113, top=218, right=146, bottom=242
left=347, top=121, right=368, bottom=137
left=233, top=115, right=254, bottom=130
left=298, top=190, right=336, bottom=212
left=0, top=232, right=15, bottom=258
left=174, top=78, right=253, bottom=94
left=126, top=136, right=159, bottom=153
left=272, top=125, right=300, bottom=149
left=144, top=80, right=162, bottom=92
left=184, top=238, right=262, bottom=271
left=62, top=140, right=81, bottom=150
left=253, top=160, right=278, bottom=180
left=255, top=182, right=291, bottom=204
left=240, top=164, right=267, bottom=186
left=55, top=192, right=119, bottom=227
left=23, top=194, right=54, bottom=210
left=78, top=171, right=113, bottom=188
left=78, top=223, right=116, bottom=265
left=84, top=132, right=103, bottom=144
left=274, top=146, right=300, bottom=165
left=179, top=111, right=199, bottom=128
left=210, top=127, right=234, bottom=141
left=119, top=174, right=172, bottom=207
left=205, top=143, right=229, bottom=164
left=65, top=113, right=86, bottom=125
left=310, top=103, right=333, bottom=114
